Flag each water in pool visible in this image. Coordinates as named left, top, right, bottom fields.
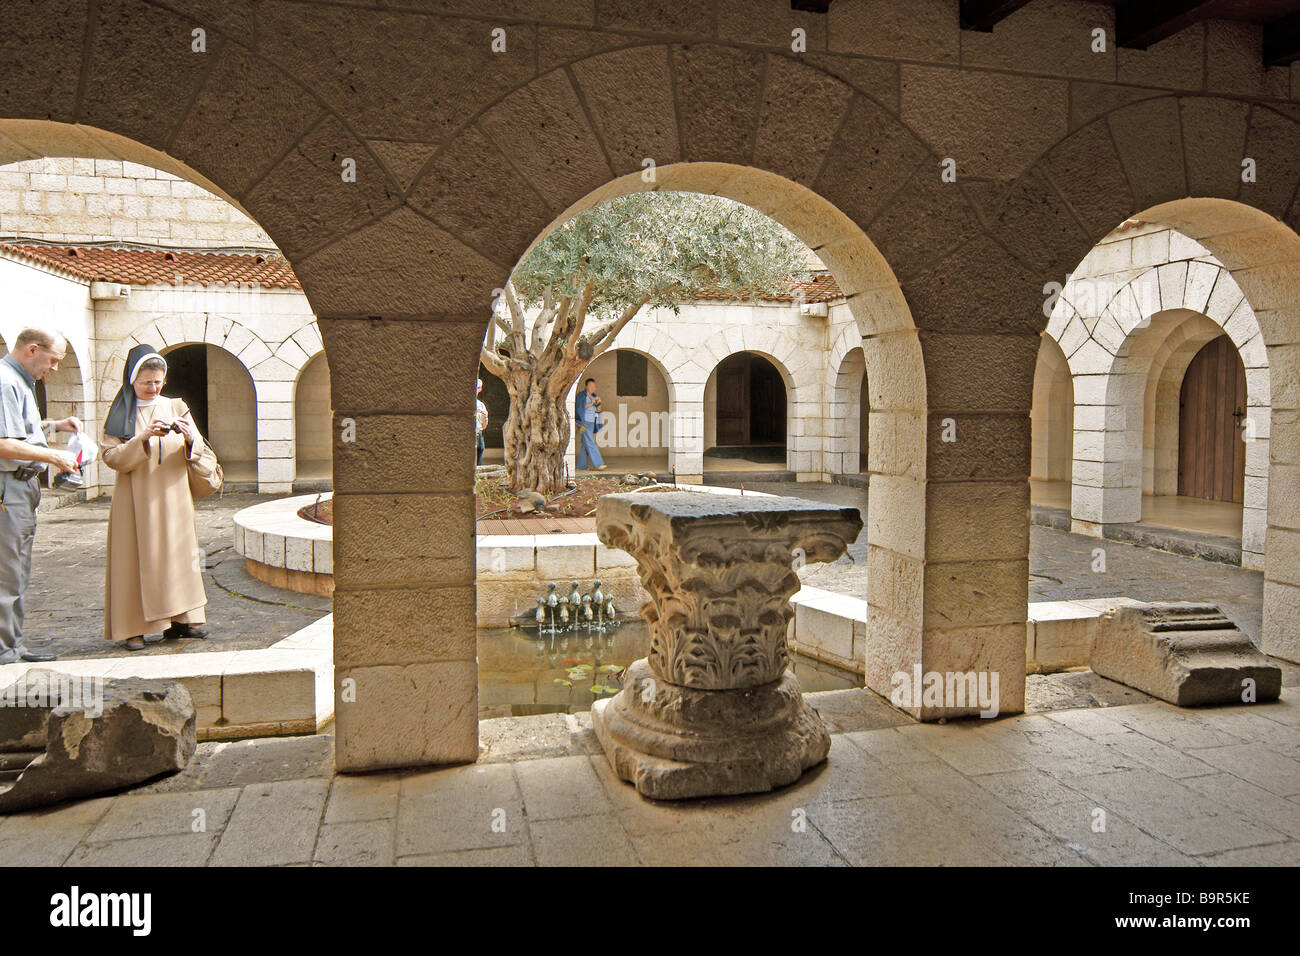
left=477, top=619, right=857, bottom=719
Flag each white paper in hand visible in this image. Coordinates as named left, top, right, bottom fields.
left=67, top=431, right=98, bottom=467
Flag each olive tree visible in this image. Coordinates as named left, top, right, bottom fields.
left=480, top=192, right=810, bottom=495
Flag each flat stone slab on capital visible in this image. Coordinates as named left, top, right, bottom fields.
left=0, top=671, right=197, bottom=813
left=1090, top=603, right=1282, bottom=707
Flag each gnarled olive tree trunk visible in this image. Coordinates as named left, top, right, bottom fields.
left=500, top=364, right=576, bottom=497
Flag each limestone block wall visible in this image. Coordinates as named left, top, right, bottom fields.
left=548, top=298, right=862, bottom=481
left=0, top=158, right=273, bottom=249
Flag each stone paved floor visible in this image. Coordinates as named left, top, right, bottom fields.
left=5, top=687, right=1298, bottom=866
left=21, top=493, right=330, bottom=660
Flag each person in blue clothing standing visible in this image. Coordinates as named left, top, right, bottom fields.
left=574, top=377, right=606, bottom=471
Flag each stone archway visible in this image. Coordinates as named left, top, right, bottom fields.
left=1030, top=334, right=1074, bottom=488
left=0, top=14, right=1063, bottom=767
left=1011, top=94, right=1300, bottom=665
left=1052, top=257, right=1270, bottom=570
left=703, top=348, right=794, bottom=467
left=570, top=346, right=674, bottom=472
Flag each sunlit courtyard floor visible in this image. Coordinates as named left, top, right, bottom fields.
left=5, top=685, right=1298, bottom=866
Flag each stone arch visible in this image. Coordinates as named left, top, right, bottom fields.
left=0, top=15, right=1024, bottom=766
left=1054, top=257, right=1269, bottom=570
left=1009, top=92, right=1300, bottom=664
left=569, top=344, right=677, bottom=472
left=702, top=345, right=796, bottom=469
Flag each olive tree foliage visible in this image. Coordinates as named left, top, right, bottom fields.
left=480, top=191, right=811, bottom=495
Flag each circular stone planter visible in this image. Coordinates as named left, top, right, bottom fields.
left=232, top=484, right=774, bottom=620
left=233, top=493, right=334, bottom=596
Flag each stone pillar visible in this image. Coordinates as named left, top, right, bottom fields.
left=670, top=381, right=705, bottom=482
left=591, top=491, right=862, bottom=799
left=322, top=316, right=483, bottom=772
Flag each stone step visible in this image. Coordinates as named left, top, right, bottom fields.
left=1090, top=602, right=1282, bottom=706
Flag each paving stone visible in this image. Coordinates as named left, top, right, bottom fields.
left=1024, top=798, right=1201, bottom=866
left=1104, top=702, right=1254, bottom=750
left=395, top=763, right=526, bottom=856
left=895, top=721, right=1029, bottom=776
left=1091, top=730, right=1219, bottom=780
left=976, top=713, right=1136, bottom=778
left=396, top=845, right=534, bottom=866
left=66, top=832, right=218, bottom=866
left=313, top=819, right=395, bottom=866
left=892, top=760, right=1090, bottom=866
left=842, top=726, right=945, bottom=766
left=811, top=793, right=1009, bottom=866
left=195, top=734, right=335, bottom=789
left=210, top=778, right=330, bottom=866
left=1056, top=767, right=1288, bottom=857
left=530, top=813, right=639, bottom=866
left=323, top=771, right=401, bottom=824
left=805, top=687, right=916, bottom=733
left=1186, top=743, right=1300, bottom=797
left=0, top=795, right=115, bottom=865
left=1182, top=773, right=1300, bottom=841
left=515, top=755, right=614, bottom=821
left=86, top=787, right=240, bottom=842
left=971, top=768, right=1091, bottom=813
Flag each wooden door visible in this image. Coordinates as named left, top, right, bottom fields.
left=1178, top=335, right=1246, bottom=503
left=716, top=355, right=749, bottom=445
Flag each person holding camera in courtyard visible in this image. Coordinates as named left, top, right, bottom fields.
left=575, top=377, right=606, bottom=471
left=101, top=344, right=211, bottom=651
left=0, top=327, right=81, bottom=665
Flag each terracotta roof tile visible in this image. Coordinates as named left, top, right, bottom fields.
left=0, top=243, right=300, bottom=289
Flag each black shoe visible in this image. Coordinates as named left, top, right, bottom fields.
left=18, top=649, right=56, bottom=662
left=164, top=623, right=208, bottom=640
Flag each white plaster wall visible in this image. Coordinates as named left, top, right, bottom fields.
left=0, top=255, right=101, bottom=491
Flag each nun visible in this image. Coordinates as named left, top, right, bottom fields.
left=101, top=345, right=209, bottom=650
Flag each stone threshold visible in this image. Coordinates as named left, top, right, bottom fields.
left=0, top=614, right=333, bottom=742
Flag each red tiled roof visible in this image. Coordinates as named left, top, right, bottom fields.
left=0, top=242, right=841, bottom=303
left=692, top=271, right=843, bottom=304
left=0, top=243, right=300, bottom=289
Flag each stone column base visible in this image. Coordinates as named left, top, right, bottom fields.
left=591, top=659, right=829, bottom=800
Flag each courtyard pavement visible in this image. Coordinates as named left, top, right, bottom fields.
left=21, top=492, right=329, bottom=660
left=3, top=688, right=1298, bottom=866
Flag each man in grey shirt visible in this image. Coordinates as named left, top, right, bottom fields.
left=0, top=327, right=80, bottom=664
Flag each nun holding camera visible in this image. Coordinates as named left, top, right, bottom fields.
left=101, top=344, right=211, bottom=651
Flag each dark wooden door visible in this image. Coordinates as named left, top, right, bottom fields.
left=1178, top=335, right=1246, bottom=503
left=716, top=354, right=748, bottom=444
